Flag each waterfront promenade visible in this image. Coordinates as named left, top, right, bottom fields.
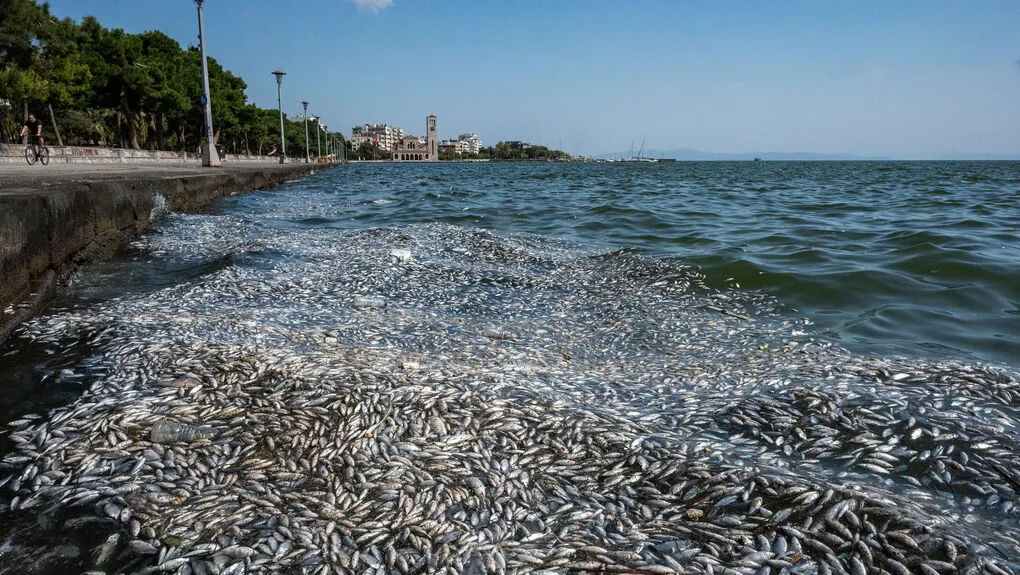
left=0, top=161, right=334, bottom=341
left=0, top=161, right=307, bottom=195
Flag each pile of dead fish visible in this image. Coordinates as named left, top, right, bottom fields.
left=0, top=220, right=1017, bottom=574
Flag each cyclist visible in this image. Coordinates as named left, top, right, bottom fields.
left=20, top=113, right=45, bottom=147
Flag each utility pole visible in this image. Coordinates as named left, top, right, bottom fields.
left=272, top=71, right=286, bottom=163
left=302, top=101, right=310, bottom=163
left=195, top=0, right=221, bottom=167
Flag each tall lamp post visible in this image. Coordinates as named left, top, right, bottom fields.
left=315, top=118, right=321, bottom=159
left=272, top=71, right=286, bottom=163
left=301, top=101, right=310, bottom=163
left=195, top=0, right=221, bottom=167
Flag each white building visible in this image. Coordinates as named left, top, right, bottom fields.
left=351, top=124, right=403, bottom=152
left=457, top=133, right=482, bottom=154
left=349, top=134, right=373, bottom=151
left=440, top=139, right=470, bottom=154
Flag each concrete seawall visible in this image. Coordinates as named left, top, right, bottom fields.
left=0, top=163, right=332, bottom=342
left=0, top=142, right=286, bottom=165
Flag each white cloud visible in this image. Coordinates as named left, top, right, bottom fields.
left=350, top=0, right=393, bottom=13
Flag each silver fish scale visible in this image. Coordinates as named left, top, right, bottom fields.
left=1, top=221, right=1018, bottom=574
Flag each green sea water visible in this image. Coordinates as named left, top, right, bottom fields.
left=234, top=160, right=1017, bottom=367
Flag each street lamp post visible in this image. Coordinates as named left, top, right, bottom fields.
left=195, top=0, right=220, bottom=167
left=272, top=71, right=286, bottom=163
left=301, top=101, right=310, bottom=163
left=315, top=118, right=321, bottom=159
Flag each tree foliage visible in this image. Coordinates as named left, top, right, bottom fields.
left=455, top=142, right=567, bottom=161
left=0, top=0, right=316, bottom=156
left=347, top=140, right=390, bottom=161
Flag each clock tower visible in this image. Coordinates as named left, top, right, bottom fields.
left=426, top=115, right=437, bottom=161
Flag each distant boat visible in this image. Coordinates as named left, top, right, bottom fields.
left=618, top=138, right=658, bottom=162
left=753, top=156, right=764, bottom=162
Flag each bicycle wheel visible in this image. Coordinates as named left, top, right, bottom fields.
left=39, top=146, right=49, bottom=165
left=24, top=146, right=37, bottom=165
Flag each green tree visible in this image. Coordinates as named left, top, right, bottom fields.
left=136, top=31, right=191, bottom=149
left=76, top=18, right=152, bottom=148
left=201, top=50, right=246, bottom=150
left=495, top=141, right=512, bottom=159
left=1, top=0, right=326, bottom=155
left=0, top=1, right=90, bottom=129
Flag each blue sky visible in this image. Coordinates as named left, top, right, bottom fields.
left=45, top=0, right=1020, bottom=157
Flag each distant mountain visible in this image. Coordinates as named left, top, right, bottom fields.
left=599, top=148, right=883, bottom=161
left=598, top=148, right=1020, bottom=161
left=914, top=153, right=1020, bottom=161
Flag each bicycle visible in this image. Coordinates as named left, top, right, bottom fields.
left=24, top=138, right=49, bottom=165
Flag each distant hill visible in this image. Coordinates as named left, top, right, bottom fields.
left=600, top=148, right=882, bottom=161
left=599, top=149, right=1020, bottom=161
left=916, top=153, right=1020, bottom=161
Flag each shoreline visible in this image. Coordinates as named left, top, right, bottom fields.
left=0, top=163, right=334, bottom=344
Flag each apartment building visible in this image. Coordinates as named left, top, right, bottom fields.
left=440, top=139, right=470, bottom=154
left=350, top=124, right=404, bottom=152
left=457, top=133, right=482, bottom=154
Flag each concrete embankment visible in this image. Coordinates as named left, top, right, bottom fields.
left=0, top=163, right=332, bottom=342
left=0, top=142, right=282, bottom=165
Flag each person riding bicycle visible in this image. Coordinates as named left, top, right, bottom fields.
left=20, top=113, right=45, bottom=147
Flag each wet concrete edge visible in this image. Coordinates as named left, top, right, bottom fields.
left=0, top=164, right=334, bottom=343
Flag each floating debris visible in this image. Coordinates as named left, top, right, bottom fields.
left=352, top=295, right=386, bottom=309
left=390, top=248, right=413, bottom=263
left=483, top=327, right=516, bottom=340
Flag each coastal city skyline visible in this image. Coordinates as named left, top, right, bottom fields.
left=38, top=0, right=1020, bottom=160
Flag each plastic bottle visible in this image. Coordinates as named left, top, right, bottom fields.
left=150, top=420, right=217, bottom=443
left=483, top=328, right=515, bottom=340
left=353, top=296, right=386, bottom=309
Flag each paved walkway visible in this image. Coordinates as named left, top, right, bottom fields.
left=0, top=162, right=310, bottom=196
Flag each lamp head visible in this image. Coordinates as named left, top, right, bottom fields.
left=272, top=70, right=286, bottom=85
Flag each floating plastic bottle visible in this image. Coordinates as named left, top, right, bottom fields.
left=483, top=328, right=515, bottom=340
left=150, top=420, right=217, bottom=443
left=353, top=296, right=386, bottom=309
